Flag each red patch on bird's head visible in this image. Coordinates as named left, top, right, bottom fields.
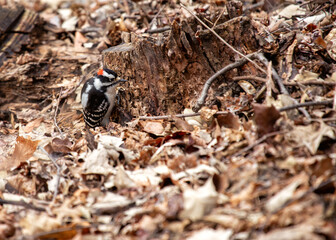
left=97, top=69, right=104, bottom=75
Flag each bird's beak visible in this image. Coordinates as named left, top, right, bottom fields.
left=113, top=77, right=127, bottom=85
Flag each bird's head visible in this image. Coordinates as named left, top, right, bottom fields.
left=97, top=68, right=127, bottom=85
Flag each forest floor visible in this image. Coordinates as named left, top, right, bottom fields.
left=0, top=0, right=336, bottom=239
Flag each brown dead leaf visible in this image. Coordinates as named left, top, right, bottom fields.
left=179, top=177, right=218, bottom=221
left=238, top=80, right=256, bottom=94
left=23, top=117, right=43, bottom=133
left=184, top=108, right=202, bottom=127
left=172, top=117, right=194, bottom=131
left=143, top=121, right=165, bottom=136
left=166, top=193, right=184, bottom=220
left=314, top=36, right=327, bottom=49
left=3, top=136, right=40, bottom=170
left=20, top=212, right=62, bottom=236
left=215, top=113, right=240, bottom=130
left=286, top=121, right=335, bottom=154
left=6, top=174, right=36, bottom=195
left=265, top=174, right=307, bottom=213
left=45, top=137, right=73, bottom=154
left=145, top=131, right=189, bottom=147
left=0, top=211, right=15, bottom=239
left=168, top=155, right=197, bottom=172
left=138, top=215, right=157, bottom=233
left=114, top=166, right=136, bottom=189
left=231, top=182, right=258, bottom=206
left=200, top=107, right=217, bottom=125
left=258, top=223, right=322, bottom=240
left=203, top=214, right=241, bottom=231
left=74, top=31, right=88, bottom=50
left=34, top=228, right=77, bottom=240
left=253, top=104, right=281, bottom=136
left=82, top=148, right=114, bottom=175
left=325, top=28, right=336, bottom=61
left=212, top=173, right=229, bottom=193
left=187, top=228, right=232, bottom=240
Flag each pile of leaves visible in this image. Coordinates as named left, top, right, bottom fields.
left=0, top=0, right=336, bottom=239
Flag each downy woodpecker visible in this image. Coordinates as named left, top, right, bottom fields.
left=81, top=68, right=126, bottom=128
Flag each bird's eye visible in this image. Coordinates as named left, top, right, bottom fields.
left=103, top=68, right=117, bottom=77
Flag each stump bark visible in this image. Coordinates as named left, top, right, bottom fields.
left=103, top=16, right=260, bottom=117
left=0, top=5, right=39, bottom=67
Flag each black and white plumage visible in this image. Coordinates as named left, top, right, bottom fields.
left=81, top=68, right=126, bottom=128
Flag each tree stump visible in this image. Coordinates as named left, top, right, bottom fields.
left=103, top=16, right=260, bottom=117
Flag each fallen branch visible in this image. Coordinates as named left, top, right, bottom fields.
left=192, top=52, right=260, bottom=112
left=147, top=26, right=171, bottom=34
left=0, top=198, right=46, bottom=212
left=93, top=201, right=136, bottom=215
left=233, top=75, right=268, bottom=83
left=54, top=87, right=63, bottom=135
left=233, top=75, right=336, bottom=86
left=256, top=53, right=311, bottom=119
left=233, top=131, right=287, bottom=157
left=148, top=5, right=166, bottom=30
left=138, top=100, right=333, bottom=121
left=139, top=110, right=232, bottom=120
left=256, top=53, right=288, bottom=94
left=279, top=100, right=333, bottom=112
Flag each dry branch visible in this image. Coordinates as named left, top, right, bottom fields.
left=192, top=52, right=260, bottom=112
left=256, top=53, right=311, bottom=119
left=0, top=198, right=46, bottom=212
left=279, top=100, right=333, bottom=112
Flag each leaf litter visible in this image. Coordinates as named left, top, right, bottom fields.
left=0, top=0, right=336, bottom=239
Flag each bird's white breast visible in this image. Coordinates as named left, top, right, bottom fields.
left=81, top=84, right=92, bottom=108
left=93, top=78, right=103, bottom=90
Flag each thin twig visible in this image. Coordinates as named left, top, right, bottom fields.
left=266, top=61, right=275, bottom=96
left=256, top=53, right=311, bottom=119
left=54, top=87, right=63, bottom=135
left=192, top=52, right=260, bottom=112
left=256, top=53, right=288, bottom=94
left=138, top=100, right=333, bottom=121
left=180, top=3, right=266, bottom=75
left=148, top=5, right=165, bottom=30
left=212, top=7, right=226, bottom=28
left=93, top=201, right=136, bottom=215
left=233, top=75, right=268, bottom=83
left=233, top=75, right=336, bottom=86
left=60, top=76, right=85, bottom=100
left=147, top=26, right=171, bottom=34
left=243, top=0, right=264, bottom=12
left=138, top=111, right=232, bottom=120
left=233, top=131, right=286, bottom=157
left=122, top=0, right=130, bottom=15
left=39, top=147, right=61, bottom=203
left=0, top=198, right=46, bottom=212
left=279, top=100, right=333, bottom=112
left=312, top=117, right=336, bottom=122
